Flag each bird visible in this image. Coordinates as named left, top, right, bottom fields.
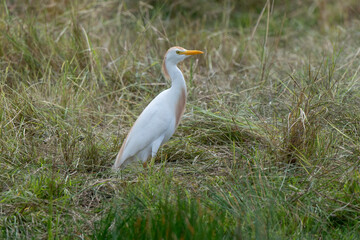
left=113, top=46, right=203, bottom=169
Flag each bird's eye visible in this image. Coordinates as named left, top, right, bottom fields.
left=176, top=50, right=181, bottom=54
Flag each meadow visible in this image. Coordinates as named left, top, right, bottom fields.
left=1, top=0, right=360, bottom=239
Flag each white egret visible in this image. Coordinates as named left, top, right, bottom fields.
left=113, top=46, right=203, bottom=169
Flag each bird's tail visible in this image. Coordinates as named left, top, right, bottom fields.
left=112, top=140, right=127, bottom=169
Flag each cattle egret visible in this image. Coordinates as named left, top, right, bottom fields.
left=113, top=46, right=203, bottom=169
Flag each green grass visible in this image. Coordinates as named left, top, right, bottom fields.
left=1, top=0, right=360, bottom=239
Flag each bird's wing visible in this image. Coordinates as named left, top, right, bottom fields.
left=119, top=92, right=175, bottom=161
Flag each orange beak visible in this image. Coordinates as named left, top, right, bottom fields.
left=180, top=50, right=204, bottom=55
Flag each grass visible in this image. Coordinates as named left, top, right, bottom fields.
left=1, top=0, right=360, bottom=239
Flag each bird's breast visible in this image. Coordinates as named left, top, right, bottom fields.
left=175, top=87, right=186, bottom=127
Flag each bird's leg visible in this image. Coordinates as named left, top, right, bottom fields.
left=149, top=157, right=156, bottom=168
left=142, top=158, right=156, bottom=172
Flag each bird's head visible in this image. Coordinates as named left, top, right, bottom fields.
left=165, top=46, right=203, bottom=64
left=162, top=46, right=203, bottom=79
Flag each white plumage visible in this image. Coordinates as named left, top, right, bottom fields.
left=113, top=46, right=203, bottom=169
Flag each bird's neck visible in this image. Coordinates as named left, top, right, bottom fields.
left=166, top=62, right=187, bottom=93
left=165, top=61, right=187, bottom=127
